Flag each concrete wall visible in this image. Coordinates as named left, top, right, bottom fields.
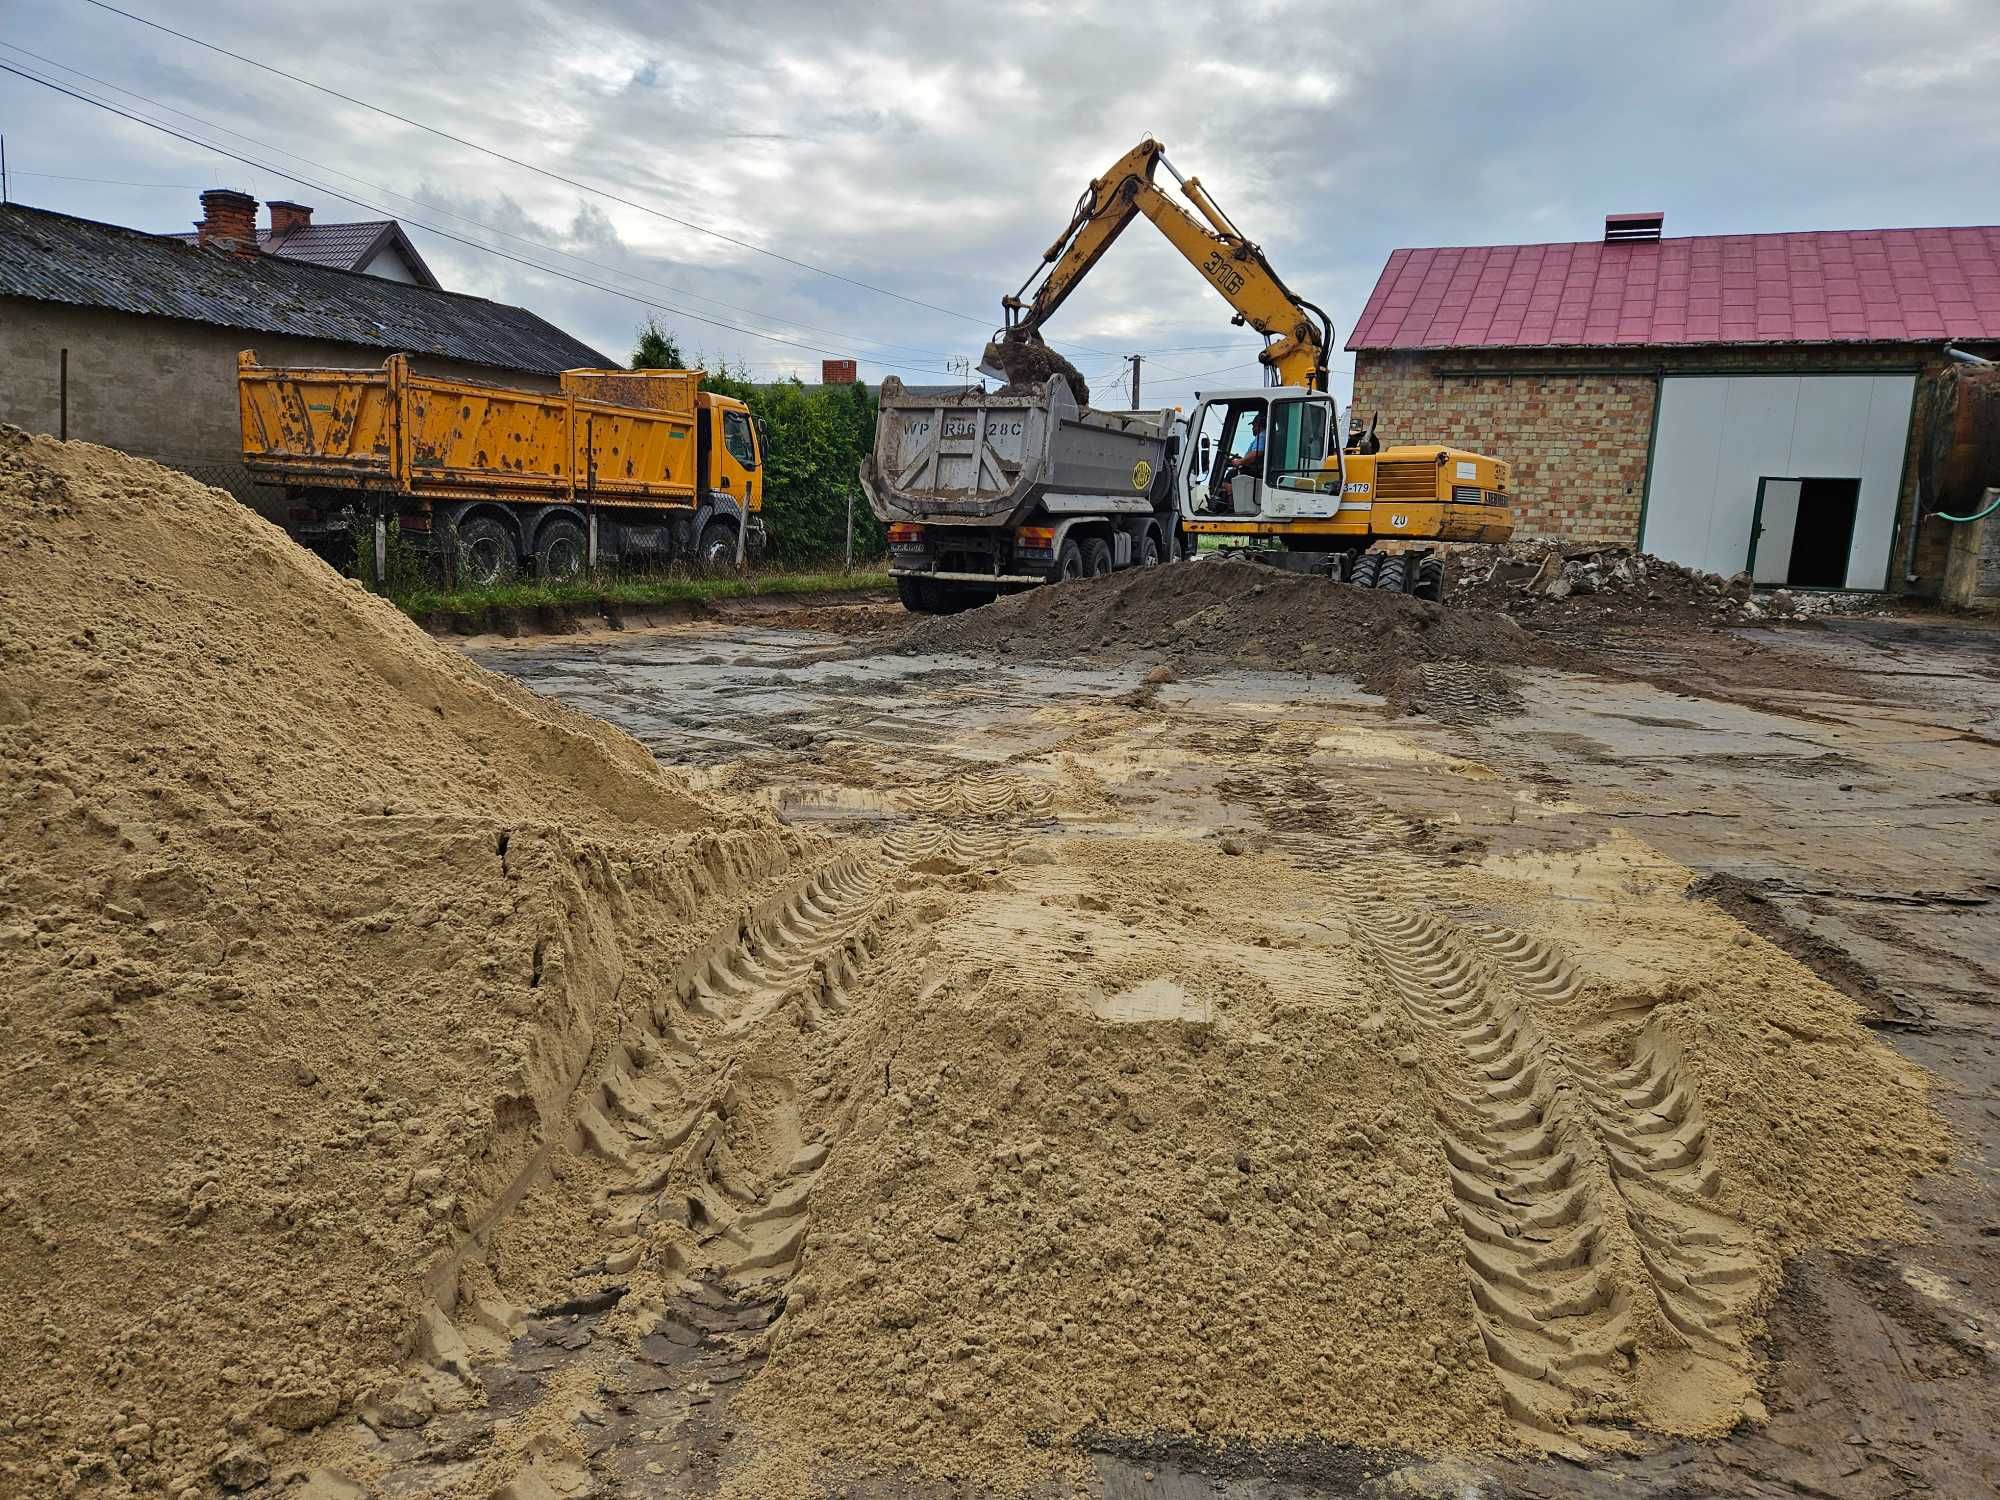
left=1351, top=343, right=1962, bottom=592
left=0, top=299, right=561, bottom=519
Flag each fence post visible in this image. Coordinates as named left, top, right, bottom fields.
left=734, top=499, right=748, bottom=573
left=373, top=516, right=387, bottom=590
left=846, top=490, right=854, bottom=573
left=59, top=348, right=68, bottom=441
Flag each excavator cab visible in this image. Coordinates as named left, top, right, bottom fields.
left=1180, top=391, right=1339, bottom=522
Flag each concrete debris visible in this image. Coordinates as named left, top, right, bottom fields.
left=1449, top=542, right=1886, bottom=624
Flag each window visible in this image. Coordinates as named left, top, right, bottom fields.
left=723, top=409, right=757, bottom=467
left=1266, top=399, right=1332, bottom=490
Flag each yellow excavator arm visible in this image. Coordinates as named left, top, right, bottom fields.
left=999, top=137, right=1332, bottom=392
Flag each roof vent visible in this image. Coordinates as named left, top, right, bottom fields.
left=1605, top=211, right=1664, bottom=244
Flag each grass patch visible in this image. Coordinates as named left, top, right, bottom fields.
left=389, top=567, right=892, bottom=618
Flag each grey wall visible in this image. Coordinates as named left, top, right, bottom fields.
left=0, top=299, right=562, bottom=519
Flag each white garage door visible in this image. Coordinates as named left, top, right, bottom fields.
left=1640, top=374, right=1914, bottom=589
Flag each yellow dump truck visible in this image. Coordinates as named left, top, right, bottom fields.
left=237, top=351, right=766, bottom=582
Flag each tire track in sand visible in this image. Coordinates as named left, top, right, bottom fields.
left=1358, top=909, right=1758, bottom=1452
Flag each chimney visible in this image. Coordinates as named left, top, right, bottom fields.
left=267, top=200, right=312, bottom=238
left=195, top=188, right=259, bottom=252
left=1604, top=211, right=1664, bottom=244
left=822, top=358, right=858, bottom=384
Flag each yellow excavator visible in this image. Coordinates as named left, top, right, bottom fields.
left=986, top=137, right=1513, bottom=596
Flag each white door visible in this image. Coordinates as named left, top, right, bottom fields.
left=1751, top=479, right=1802, bottom=584
left=1642, top=374, right=1914, bottom=587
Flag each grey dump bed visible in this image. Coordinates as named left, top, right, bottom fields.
left=862, top=376, right=1173, bottom=529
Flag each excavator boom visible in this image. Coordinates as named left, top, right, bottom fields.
left=996, top=137, right=1332, bottom=392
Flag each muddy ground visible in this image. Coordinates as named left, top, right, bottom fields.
left=398, top=593, right=1999, bottom=1498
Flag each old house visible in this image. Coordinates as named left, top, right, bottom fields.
left=0, top=189, right=610, bottom=517
left=165, top=195, right=442, bottom=286
left=1347, top=216, right=2000, bottom=592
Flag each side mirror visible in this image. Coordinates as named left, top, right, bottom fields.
left=1199, top=434, right=1212, bottom=468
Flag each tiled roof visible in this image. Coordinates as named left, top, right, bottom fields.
left=1346, top=225, right=2000, bottom=351
left=165, top=218, right=439, bottom=287
left=2, top=202, right=609, bottom=373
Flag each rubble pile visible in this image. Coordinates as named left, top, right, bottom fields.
left=1448, top=542, right=1882, bottom=626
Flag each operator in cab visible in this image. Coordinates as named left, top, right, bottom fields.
left=1210, top=411, right=1265, bottom=513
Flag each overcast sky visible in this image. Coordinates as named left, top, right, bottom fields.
left=4, top=0, right=1996, bottom=410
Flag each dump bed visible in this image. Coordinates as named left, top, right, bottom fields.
left=862, top=375, right=1173, bottom=528
left=237, top=351, right=701, bottom=504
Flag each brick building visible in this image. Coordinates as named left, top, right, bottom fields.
left=1348, top=216, right=2000, bottom=593
left=0, top=191, right=609, bottom=518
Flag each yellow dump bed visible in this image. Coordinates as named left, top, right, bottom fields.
left=237, top=351, right=702, bottom=505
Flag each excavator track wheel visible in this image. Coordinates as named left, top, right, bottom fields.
left=1413, top=556, right=1446, bottom=603
left=1374, top=556, right=1409, bottom=594
left=1348, top=553, right=1381, bottom=590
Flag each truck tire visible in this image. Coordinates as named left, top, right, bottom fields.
left=535, top=518, right=587, bottom=581
left=896, top=576, right=942, bottom=613
left=1138, top=531, right=1163, bottom=567
left=455, top=515, right=519, bottom=588
left=1349, top=552, right=1381, bottom=589
left=1052, top=538, right=1085, bottom=583
left=1375, top=555, right=1410, bottom=594
left=696, top=518, right=738, bottom=570
left=1082, top=537, right=1113, bottom=578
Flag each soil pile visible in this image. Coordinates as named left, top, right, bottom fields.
left=897, top=556, right=1568, bottom=711
left=0, top=430, right=787, bottom=1497
left=981, top=333, right=1091, bottom=405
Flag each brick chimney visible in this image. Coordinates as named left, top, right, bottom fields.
left=195, top=188, right=259, bottom=252
left=267, top=200, right=312, bottom=238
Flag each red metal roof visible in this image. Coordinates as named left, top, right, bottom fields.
left=1345, top=225, right=2000, bottom=352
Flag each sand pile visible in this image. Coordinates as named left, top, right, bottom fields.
left=716, top=826, right=1951, bottom=1489
left=0, top=429, right=793, bottom=1497
left=897, top=556, right=1567, bottom=710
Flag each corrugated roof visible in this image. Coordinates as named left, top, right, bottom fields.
left=1346, top=224, right=2000, bottom=352
left=2, top=202, right=609, bottom=374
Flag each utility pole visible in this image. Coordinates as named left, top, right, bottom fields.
left=1127, top=354, right=1142, bottom=408
left=2, top=136, right=9, bottom=205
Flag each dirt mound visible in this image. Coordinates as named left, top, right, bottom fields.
left=981, top=333, right=1091, bottom=405
left=0, top=429, right=790, bottom=1497
left=896, top=557, right=1569, bottom=712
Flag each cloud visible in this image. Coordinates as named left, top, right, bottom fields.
left=3, top=0, right=1992, bottom=405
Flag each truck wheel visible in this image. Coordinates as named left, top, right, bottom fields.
left=455, top=515, right=519, bottom=588
left=896, top=576, right=941, bottom=613
left=535, top=518, right=587, bottom=581
left=1349, top=552, right=1381, bottom=589
left=696, top=518, right=738, bottom=570
left=1375, top=555, right=1410, bottom=594
left=1138, top=532, right=1163, bottom=567
left=1052, top=538, right=1085, bottom=583
left=1082, top=537, right=1113, bottom=578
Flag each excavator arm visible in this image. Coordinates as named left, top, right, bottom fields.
left=997, top=137, right=1332, bottom=393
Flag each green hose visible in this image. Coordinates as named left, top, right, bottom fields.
left=1934, top=489, right=2000, bottom=524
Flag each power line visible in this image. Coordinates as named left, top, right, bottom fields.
left=0, top=41, right=972, bottom=368
left=0, top=59, right=974, bottom=378
left=74, top=0, right=1013, bottom=330
left=11, top=168, right=203, bottom=188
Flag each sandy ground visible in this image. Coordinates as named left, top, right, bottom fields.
left=282, top=594, right=2000, bottom=1499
